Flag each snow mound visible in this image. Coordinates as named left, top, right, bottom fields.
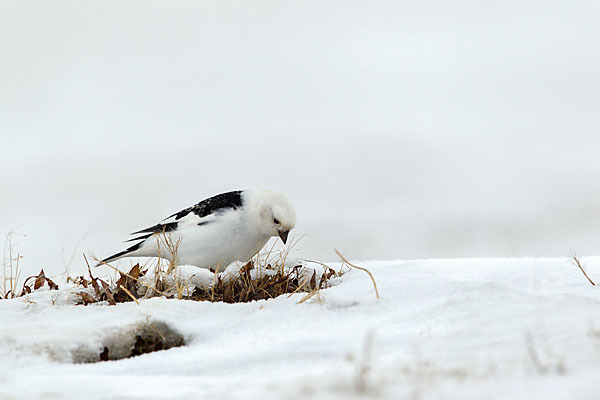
left=2, top=257, right=600, bottom=399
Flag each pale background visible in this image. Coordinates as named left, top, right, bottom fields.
left=2, top=0, right=600, bottom=277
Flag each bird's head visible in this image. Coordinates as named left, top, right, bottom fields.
left=250, top=190, right=296, bottom=244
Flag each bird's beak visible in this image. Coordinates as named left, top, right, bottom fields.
left=279, top=230, right=289, bottom=244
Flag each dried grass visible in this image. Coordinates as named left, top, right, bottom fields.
left=335, top=249, right=379, bottom=299
left=572, top=255, right=595, bottom=286
left=0, top=230, right=374, bottom=306
left=73, top=257, right=342, bottom=305
left=79, top=235, right=350, bottom=305
left=1, top=232, right=24, bottom=299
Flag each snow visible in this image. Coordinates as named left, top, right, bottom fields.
left=2, top=257, right=600, bottom=399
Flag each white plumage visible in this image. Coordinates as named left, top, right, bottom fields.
left=101, top=190, right=296, bottom=269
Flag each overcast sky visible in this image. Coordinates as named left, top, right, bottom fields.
left=2, top=0, right=600, bottom=277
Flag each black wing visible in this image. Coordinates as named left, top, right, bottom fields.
left=125, top=190, right=244, bottom=241
left=168, top=190, right=244, bottom=220
left=127, top=221, right=179, bottom=242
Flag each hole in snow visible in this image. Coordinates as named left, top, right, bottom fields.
left=72, top=321, right=185, bottom=363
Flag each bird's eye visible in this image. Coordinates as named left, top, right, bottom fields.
left=273, top=218, right=280, bottom=225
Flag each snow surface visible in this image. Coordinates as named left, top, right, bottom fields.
left=2, top=257, right=600, bottom=400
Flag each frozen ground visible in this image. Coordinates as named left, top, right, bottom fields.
left=2, top=257, right=600, bottom=400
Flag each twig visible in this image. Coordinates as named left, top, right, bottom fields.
left=298, top=288, right=320, bottom=304
left=119, top=284, right=140, bottom=305
left=286, top=269, right=314, bottom=298
left=573, top=256, right=595, bottom=286
left=304, top=259, right=332, bottom=269
left=335, top=249, right=380, bottom=299
left=83, top=253, right=95, bottom=279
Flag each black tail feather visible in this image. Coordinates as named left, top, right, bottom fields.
left=125, top=234, right=152, bottom=243
left=131, top=222, right=178, bottom=236
left=99, top=241, right=143, bottom=265
left=99, top=222, right=178, bottom=266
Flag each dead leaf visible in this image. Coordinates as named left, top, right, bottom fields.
left=90, top=278, right=100, bottom=296
left=223, top=285, right=233, bottom=303
left=46, top=277, right=59, bottom=290
left=129, top=264, right=141, bottom=279
left=77, top=292, right=96, bottom=305
left=104, top=289, right=116, bottom=306
left=34, top=271, right=45, bottom=290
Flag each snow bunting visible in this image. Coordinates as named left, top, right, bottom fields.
left=100, top=190, right=296, bottom=269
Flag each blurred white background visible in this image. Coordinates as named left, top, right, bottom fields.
left=2, top=0, right=600, bottom=277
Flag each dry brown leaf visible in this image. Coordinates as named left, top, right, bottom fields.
left=309, top=270, right=317, bottom=290
left=129, top=264, right=141, bottom=279
left=34, top=270, right=45, bottom=290
left=223, top=285, right=233, bottom=303
left=90, top=278, right=100, bottom=296
left=104, top=289, right=116, bottom=306
left=46, top=277, right=59, bottom=290
left=77, top=292, right=96, bottom=305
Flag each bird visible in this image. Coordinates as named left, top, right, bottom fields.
left=100, top=190, right=296, bottom=269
